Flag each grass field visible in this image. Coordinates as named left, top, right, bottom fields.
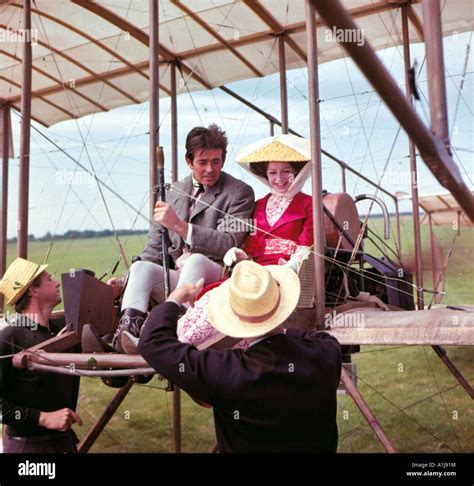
left=3, top=217, right=473, bottom=453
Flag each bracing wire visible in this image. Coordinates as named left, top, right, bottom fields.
left=344, top=367, right=457, bottom=452
left=31, top=0, right=136, bottom=269
left=20, top=107, right=449, bottom=302
left=450, top=33, right=472, bottom=140
left=12, top=107, right=444, bottom=304
left=422, top=346, right=463, bottom=452
left=339, top=375, right=473, bottom=441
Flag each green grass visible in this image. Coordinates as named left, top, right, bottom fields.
left=4, top=217, right=473, bottom=453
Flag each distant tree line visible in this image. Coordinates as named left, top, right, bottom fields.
left=7, top=229, right=148, bottom=243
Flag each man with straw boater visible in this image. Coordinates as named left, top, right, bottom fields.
left=0, top=258, right=81, bottom=453
left=139, top=259, right=341, bottom=453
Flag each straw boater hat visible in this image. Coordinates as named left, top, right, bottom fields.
left=0, top=258, right=48, bottom=305
left=208, top=260, right=300, bottom=338
left=236, top=133, right=312, bottom=199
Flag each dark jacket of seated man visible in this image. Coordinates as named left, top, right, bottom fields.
left=139, top=291, right=341, bottom=453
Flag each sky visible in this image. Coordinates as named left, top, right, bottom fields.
left=4, top=31, right=473, bottom=241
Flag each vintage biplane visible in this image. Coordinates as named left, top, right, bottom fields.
left=0, top=0, right=473, bottom=454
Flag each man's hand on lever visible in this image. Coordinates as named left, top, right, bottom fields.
left=154, top=201, right=189, bottom=240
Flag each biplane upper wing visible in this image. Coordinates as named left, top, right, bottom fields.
left=0, top=0, right=472, bottom=128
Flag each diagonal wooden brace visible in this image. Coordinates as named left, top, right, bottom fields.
left=340, top=366, right=397, bottom=453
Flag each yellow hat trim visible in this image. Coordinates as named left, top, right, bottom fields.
left=239, top=140, right=309, bottom=163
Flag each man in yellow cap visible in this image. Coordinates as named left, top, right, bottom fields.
left=139, top=260, right=341, bottom=453
left=0, top=258, right=82, bottom=453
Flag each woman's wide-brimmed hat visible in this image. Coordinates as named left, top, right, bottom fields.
left=236, top=133, right=311, bottom=164
left=0, top=258, right=48, bottom=305
left=208, top=260, right=300, bottom=338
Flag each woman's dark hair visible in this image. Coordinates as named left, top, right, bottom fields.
left=15, top=274, right=42, bottom=313
left=249, top=161, right=307, bottom=179
left=185, top=124, right=228, bottom=162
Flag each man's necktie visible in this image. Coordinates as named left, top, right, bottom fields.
left=193, top=181, right=204, bottom=197
left=189, top=182, right=204, bottom=217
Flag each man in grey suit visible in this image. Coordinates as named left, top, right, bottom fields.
left=110, top=124, right=255, bottom=352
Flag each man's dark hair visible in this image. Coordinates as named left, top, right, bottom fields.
left=185, top=124, right=228, bottom=163
left=15, top=275, right=42, bottom=313
left=249, top=161, right=307, bottom=179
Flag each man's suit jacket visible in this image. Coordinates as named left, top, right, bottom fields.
left=142, top=172, right=255, bottom=265
left=139, top=302, right=342, bottom=453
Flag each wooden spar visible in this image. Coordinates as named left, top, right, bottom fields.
left=24, top=351, right=150, bottom=368
left=278, top=34, right=289, bottom=134
left=309, top=0, right=474, bottom=222
left=12, top=331, right=80, bottom=369
left=149, top=0, right=159, bottom=221
left=170, top=61, right=178, bottom=183
left=403, top=4, right=472, bottom=398
left=78, top=380, right=134, bottom=453
left=432, top=346, right=474, bottom=399
left=155, top=142, right=180, bottom=451
left=340, top=367, right=397, bottom=453
left=17, top=0, right=32, bottom=258
left=394, top=198, right=402, bottom=261
left=401, top=5, right=424, bottom=309
left=421, top=0, right=450, bottom=151
left=28, top=363, right=154, bottom=376
left=0, top=104, right=11, bottom=310
left=305, top=0, right=326, bottom=329
left=173, top=381, right=182, bottom=453
left=150, top=9, right=180, bottom=445
left=428, top=213, right=441, bottom=303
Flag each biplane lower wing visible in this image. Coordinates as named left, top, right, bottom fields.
left=12, top=305, right=474, bottom=374
left=326, top=306, right=474, bottom=346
